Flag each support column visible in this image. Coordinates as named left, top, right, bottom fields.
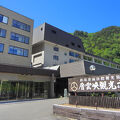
left=0, top=81, right=2, bottom=96
left=81, top=54, right=84, bottom=60
left=109, top=63, right=111, bottom=67
left=16, top=82, right=19, bottom=99
left=44, top=82, right=48, bottom=99
left=102, top=60, right=104, bottom=65
left=50, top=73, right=55, bottom=98
left=92, top=57, right=95, bottom=63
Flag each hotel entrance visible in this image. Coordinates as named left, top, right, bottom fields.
left=54, top=78, right=68, bottom=97
left=0, top=80, right=49, bottom=101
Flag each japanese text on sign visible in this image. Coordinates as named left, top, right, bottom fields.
left=69, top=74, right=120, bottom=92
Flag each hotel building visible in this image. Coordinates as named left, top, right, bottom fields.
left=0, top=6, right=57, bottom=100
left=0, top=6, right=120, bottom=99
left=32, top=23, right=120, bottom=96
left=32, top=23, right=120, bottom=70
left=0, top=6, right=33, bottom=67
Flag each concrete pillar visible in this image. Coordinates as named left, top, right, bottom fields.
left=50, top=73, right=55, bottom=98
left=109, top=63, right=111, bottom=67
left=102, top=60, right=104, bottom=65
left=92, top=57, right=95, bottom=63
left=44, top=82, right=48, bottom=98
left=0, top=81, right=2, bottom=96
left=81, top=54, right=84, bottom=60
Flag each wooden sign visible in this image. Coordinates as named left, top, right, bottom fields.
left=68, top=74, right=120, bottom=92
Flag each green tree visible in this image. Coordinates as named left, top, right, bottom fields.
left=73, top=26, right=120, bottom=64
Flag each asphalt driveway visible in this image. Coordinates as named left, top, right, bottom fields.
left=0, top=98, right=69, bottom=120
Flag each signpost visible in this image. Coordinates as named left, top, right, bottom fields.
left=69, top=74, right=120, bottom=92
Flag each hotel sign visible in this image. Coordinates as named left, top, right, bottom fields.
left=68, top=74, right=120, bottom=92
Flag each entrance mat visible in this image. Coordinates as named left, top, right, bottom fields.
left=53, top=104, right=120, bottom=120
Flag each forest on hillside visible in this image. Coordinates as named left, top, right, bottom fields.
left=73, top=26, right=120, bottom=64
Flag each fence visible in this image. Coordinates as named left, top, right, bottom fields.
left=69, top=96, right=120, bottom=108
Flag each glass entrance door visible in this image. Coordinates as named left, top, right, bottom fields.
left=0, top=81, right=34, bottom=100
left=0, top=80, right=48, bottom=101
left=32, top=82, right=44, bottom=98
left=16, top=81, right=33, bottom=99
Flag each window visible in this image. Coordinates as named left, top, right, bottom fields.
left=53, top=47, right=59, bottom=51
left=12, top=19, right=31, bottom=32
left=0, top=43, right=4, bottom=52
left=51, top=30, right=56, bottom=34
left=69, top=59, right=75, bottom=63
left=65, top=44, right=69, bottom=47
left=0, top=14, right=8, bottom=24
left=41, top=27, right=43, bottom=31
left=75, top=53, right=81, bottom=58
left=64, top=53, right=67, bottom=56
left=117, top=65, right=120, bottom=69
left=53, top=55, right=59, bottom=60
left=8, top=46, right=28, bottom=57
left=10, top=32, right=29, bottom=44
left=64, top=61, right=67, bottom=64
left=24, top=49, right=29, bottom=57
left=71, top=42, right=75, bottom=46
left=117, top=65, right=119, bottom=69
left=0, top=28, right=6, bottom=38
left=69, top=51, right=74, bottom=57
left=77, top=45, right=81, bottom=48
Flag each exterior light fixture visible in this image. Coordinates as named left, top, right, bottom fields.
left=89, top=65, right=96, bottom=72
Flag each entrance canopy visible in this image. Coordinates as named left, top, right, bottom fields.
left=68, top=74, right=120, bottom=92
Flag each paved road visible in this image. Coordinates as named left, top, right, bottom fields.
left=0, top=98, right=69, bottom=120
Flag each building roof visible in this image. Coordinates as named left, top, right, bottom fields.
left=33, top=23, right=85, bottom=52
left=0, top=6, right=34, bottom=21
left=0, top=64, right=59, bottom=77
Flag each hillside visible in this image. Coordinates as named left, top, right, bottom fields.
left=73, top=26, right=120, bottom=64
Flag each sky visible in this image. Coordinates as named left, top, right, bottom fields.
left=1, top=0, right=120, bottom=33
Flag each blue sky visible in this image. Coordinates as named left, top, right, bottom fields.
left=1, top=0, right=120, bottom=33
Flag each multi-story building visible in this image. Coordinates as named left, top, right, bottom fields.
left=32, top=23, right=120, bottom=70
left=32, top=23, right=85, bottom=67
left=0, top=6, right=34, bottom=67
left=0, top=6, right=120, bottom=100
left=32, top=23, right=120, bottom=96
left=32, top=23, right=120, bottom=97
left=0, top=6, right=58, bottom=101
